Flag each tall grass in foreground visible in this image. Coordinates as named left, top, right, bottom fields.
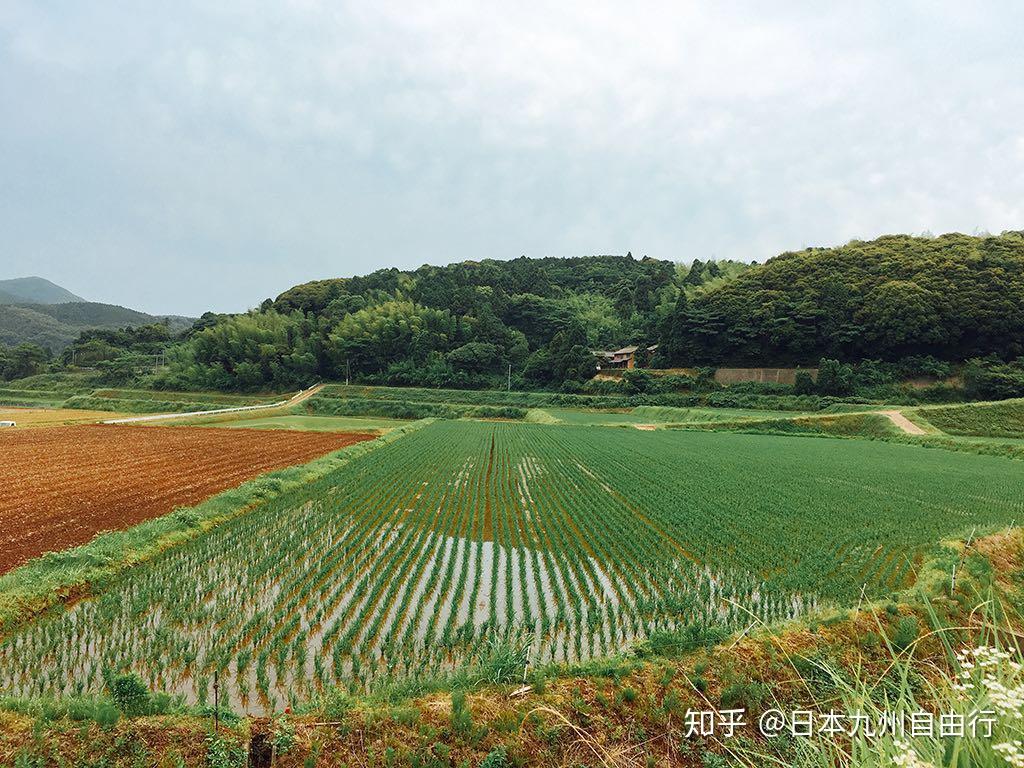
left=721, top=594, right=1024, bottom=768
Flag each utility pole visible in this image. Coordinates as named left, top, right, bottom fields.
left=507, top=362, right=512, bottom=391
left=213, top=670, right=219, bottom=732
left=346, top=360, right=351, bottom=386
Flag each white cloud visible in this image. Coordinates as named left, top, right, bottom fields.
left=1, top=1, right=1023, bottom=313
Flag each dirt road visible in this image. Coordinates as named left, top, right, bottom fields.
left=880, top=409, right=927, bottom=435
left=102, top=383, right=324, bottom=425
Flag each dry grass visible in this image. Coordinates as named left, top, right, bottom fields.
left=0, top=407, right=130, bottom=429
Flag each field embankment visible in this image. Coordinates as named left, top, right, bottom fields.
left=64, top=388, right=285, bottom=416
left=219, top=414, right=409, bottom=433
left=914, top=398, right=1024, bottom=438
left=673, top=411, right=901, bottom=438
left=307, top=390, right=528, bottom=420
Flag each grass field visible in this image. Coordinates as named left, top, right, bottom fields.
left=0, top=388, right=71, bottom=408
left=221, top=414, right=410, bottom=433
left=0, top=374, right=296, bottom=416
left=2, top=420, right=1021, bottom=713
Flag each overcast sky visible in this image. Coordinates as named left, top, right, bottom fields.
left=2, top=2, right=1022, bottom=315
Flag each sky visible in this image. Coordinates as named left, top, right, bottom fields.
left=1, top=2, right=1023, bottom=316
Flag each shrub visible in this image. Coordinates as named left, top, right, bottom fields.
left=450, top=690, right=472, bottom=737
left=794, top=371, right=816, bottom=395
left=479, top=747, right=510, bottom=768
left=103, top=671, right=151, bottom=716
left=637, top=624, right=729, bottom=658
left=270, top=716, right=296, bottom=754
left=205, top=732, right=246, bottom=768
left=93, top=702, right=120, bottom=729
left=817, top=359, right=856, bottom=396
left=476, top=638, right=530, bottom=685
left=719, top=680, right=768, bottom=711
left=963, top=357, right=1024, bottom=400
left=890, top=615, right=920, bottom=652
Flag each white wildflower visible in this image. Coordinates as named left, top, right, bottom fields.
left=994, top=741, right=1024, bottom=768
left=891, top=739, right=931, bottom=768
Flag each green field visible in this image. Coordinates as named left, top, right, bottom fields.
left=223, top=414, right=410, bottom=433
left=2, top=420, right=1021, bottom=714
left=0, top=372, right=101, bottom=407
left=918, top=399, right=1024, bottom=439
left=525, top=405, right=817, bottom=427
left=0, top=387, right=69, bottom=408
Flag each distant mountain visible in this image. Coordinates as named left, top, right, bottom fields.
left=0, top=277, right=192, bottom=351
left=0, top=277, right=86, bottom=305
left=0, top=303, right=194, bottom=351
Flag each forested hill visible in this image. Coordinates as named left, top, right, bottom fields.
left=272, top=255, right=676, bottom=321
left=148, top=232, right=1023, bottom=392
left=158, top=255, right=742, bottom=390
left=659, top=232, right=1024, bottom=366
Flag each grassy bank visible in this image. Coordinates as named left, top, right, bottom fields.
left=307, top=393, right=527, bottom=420
left=915, top=398, right=1024, bottom=438
left=673, top=412, right=901, bottom=438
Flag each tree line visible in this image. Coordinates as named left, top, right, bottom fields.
left=6, top=232, right=1024, bottom=399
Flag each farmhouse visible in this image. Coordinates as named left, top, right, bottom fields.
left=595, top=344, right=658, bottom=370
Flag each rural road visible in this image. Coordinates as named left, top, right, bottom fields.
left=286, top=383, right=325, bottom=407
left=102, top=383, right=324, bottom=425
left=880, top=409, right=927, bottom=435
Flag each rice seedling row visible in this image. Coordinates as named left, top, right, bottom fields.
left=2, top=421, right=1022, bottom=714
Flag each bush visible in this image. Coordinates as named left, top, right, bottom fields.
left=890, top=616, right=920, bottom=652
left=270, top=716, right=296, bottom=754
left=963, top=357, right=1024, bottom=400
left=636, top=624, right=729, bottom=658
left=103, top=671, right=151, bottom=716
left=816, top=359, right=856, bottom=396
left=320, top=688, right=353, bottom=719
left=719, top=680, right=768, bottom=711
left=479, top=747, right=510, bottom=768
left=794, top=371, right=816, bottom=395
left=450, top=689, right=473, bottom=737
left=93, top=702, right=120, bottom=729
left=475, top=638, right=530, bottom=685
left=205, top=732, right=246, bottom=768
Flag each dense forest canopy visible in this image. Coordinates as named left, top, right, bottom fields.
left=159, top=254, right=709, bottom=390
left=660, top=232, right=1024, bottom=366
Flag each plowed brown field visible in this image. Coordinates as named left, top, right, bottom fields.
left=0, top=424, right=375, bottom=574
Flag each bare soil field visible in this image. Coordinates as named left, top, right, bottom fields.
left=0, top=424, right=375, bottom=574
